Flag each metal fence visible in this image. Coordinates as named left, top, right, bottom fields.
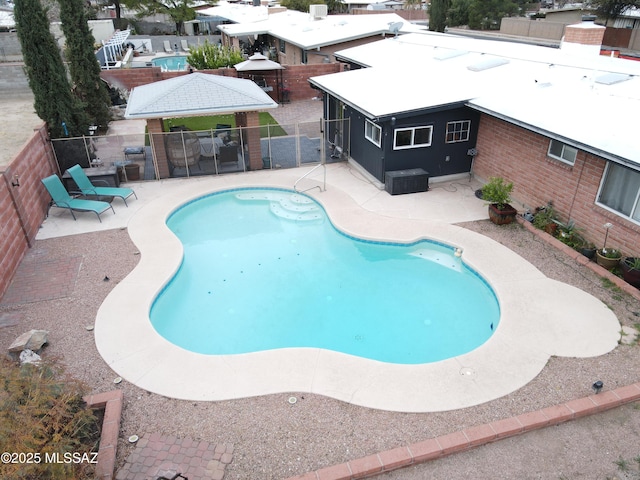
left=50, top=118, right=350, bottom=183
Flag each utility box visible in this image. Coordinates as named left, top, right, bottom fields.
left=385, top=168, right=429, bottom=195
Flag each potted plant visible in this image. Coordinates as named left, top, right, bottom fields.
left=578, top=241, right=597, bottom=259
left=620, top=257, right=640, bottom=289
left=596, top=223, right=622, bottom=270
left=532, top=203, right=558, bottom=235
left=482, top=177, right=517, bottom=225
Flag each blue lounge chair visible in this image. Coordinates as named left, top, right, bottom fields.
left=41, top=174, right=115, bottom=222
left=67, top=164, right=137, bottom=207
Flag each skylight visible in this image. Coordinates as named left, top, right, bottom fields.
left=467, top=57, right=510, bottom=72
left=595, top=73, right=632, bottom=85
left=433, top=50, right=468, bottom=61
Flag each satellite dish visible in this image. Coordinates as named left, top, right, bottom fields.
left=388, top=22, right=403, bottom=37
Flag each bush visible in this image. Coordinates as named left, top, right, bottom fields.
left=0, top=358, right=100, bottom=479
left=482, top=177, right=513, bottom=209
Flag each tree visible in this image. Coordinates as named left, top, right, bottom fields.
left=593, top=0, right=640, bottom=25
left=186, top=42, right=245, bottom=70
left=14, top=0, right=87, bottom=138
left=448, top=0, right=470, bottom=27
left=404, top=0, right=422, bottom=10
left=59, top=0, right=112, bottom=131
left=122, top=0, right=197, bottom=34
left=280, top=0, right=315, bottom=12
left=468, top=0, right=519, bottom=30
left=429, top=0, right=450, bottom=32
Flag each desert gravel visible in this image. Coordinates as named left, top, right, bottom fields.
left=1, top=220, right=640, bottom=480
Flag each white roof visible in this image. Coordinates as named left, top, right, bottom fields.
left=207, top=7, right=425, bottom=49
left=268, top=13, right=424, bottom=49
left=124, top=73, right=278, bottom=119
left=198, top=2, right=271, bottom=24
left=309, top=31, right=640, bottom=166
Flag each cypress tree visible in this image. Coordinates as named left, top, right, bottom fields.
left=13, top=0, right=87, bottom=138
left=59, top=0, right=112, bottom=131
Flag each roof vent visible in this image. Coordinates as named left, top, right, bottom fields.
left=309, top=4, right=328, bottom=19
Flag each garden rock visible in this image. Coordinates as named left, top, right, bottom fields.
left=8, top=329, right=49, bottom=353
left=19, top=349, right=41, bottom=365
left=620, top=325, right=639, bottom=345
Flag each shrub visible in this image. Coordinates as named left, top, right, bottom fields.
left=482, top=177, right=513, bottom=209
left=0, top=358, right=100, bottom=479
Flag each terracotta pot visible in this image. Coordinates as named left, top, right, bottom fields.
left=620, top=258, right=640, bottom=289
left=596, top=250, right=621, bottom=270
left=488, top=204, right=517, bottom=225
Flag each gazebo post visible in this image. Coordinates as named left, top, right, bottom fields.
left=147, top=118, right=171, bottom=179
left=239, top=111, right=263, bottom=170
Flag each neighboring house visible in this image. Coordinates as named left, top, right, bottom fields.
left=309, top=20, right=640, bottom=256
left=199, top=3, right=425, bottom=65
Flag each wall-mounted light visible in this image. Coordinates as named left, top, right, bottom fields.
left=11, top=175, right=20, bottom=187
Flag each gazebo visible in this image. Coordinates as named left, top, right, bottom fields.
left=234, top=53, right=286, bottom=103
left=124, top=72, right=278, bottom=178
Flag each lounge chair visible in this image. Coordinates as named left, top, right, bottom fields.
left=163, top=40, right=172, bottom=53
left=41, top=174, right=115, bottom=222
left=67, top=164, right=138, bottom=207
left=180, top=39, right=190, bottom=52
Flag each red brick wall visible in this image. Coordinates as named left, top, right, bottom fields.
left=474, top=114, right=640, bottom=257
left=0, top=123, right=57, bottom=299
left=100, top=64, right=340, bottom=102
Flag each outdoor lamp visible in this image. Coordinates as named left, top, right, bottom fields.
left=592, top=380, right=603, bottom=394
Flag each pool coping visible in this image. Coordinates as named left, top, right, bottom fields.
left=94, top=167, right=621, bottom=412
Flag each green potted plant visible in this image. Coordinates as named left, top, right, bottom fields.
left=596, top=223, right=622, bottom=270
left=620, top=257, right=640, bottom=289
left=482, top=177, right=517, bottom=225
left=532, top=203, right=558, bottom=235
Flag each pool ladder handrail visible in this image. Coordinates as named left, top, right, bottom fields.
left=294, top=163, right=326, bottom=193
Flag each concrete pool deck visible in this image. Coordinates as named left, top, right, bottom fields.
left=37, top=163, right=621, bottom=412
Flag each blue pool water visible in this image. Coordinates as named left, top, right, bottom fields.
left=150, top=188, right=500, bottom=364
left=151, top=55, right=188, bottom=71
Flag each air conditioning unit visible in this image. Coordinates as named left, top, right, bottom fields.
left=309, top=4, right=328, bottom=19
left=385, top=168, right=430, bottom=195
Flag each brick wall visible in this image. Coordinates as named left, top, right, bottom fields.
left=0, top=123, right=57, bottom=299
left=100, top=63, right=340, bottom=102
left=473, top=114, right=640, bottom=257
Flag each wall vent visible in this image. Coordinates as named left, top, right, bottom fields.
left=309, top=4, right=328, bottom=19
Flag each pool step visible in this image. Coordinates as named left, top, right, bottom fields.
left=235, top=191, right=323, bottom=222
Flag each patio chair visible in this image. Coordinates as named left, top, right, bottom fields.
left=163, top=40, right=172, bottom=53
left=41, top=174, right=115, bottom=222
left=67, top=164, right=138, bottom=207
left=180, top=39, right=190, bottom=52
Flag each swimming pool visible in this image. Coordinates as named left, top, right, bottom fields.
left=95, top=169, right=620, bottom=411
left=150, top=188, right=500, bottom=364
left=151, top=55, right=189, bottom=71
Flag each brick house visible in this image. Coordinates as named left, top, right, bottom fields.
left=309, top=19, right=640, bottom=257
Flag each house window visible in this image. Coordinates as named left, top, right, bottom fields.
left=365, top=119, right=381, bottom=147
left=445, top=120, right=471, bottom=143
left=548, top=139, right=577, bottom=165
left=301, top=50, right=307, bottom=64
left=393, top=126, right=433, bottom=150
left=279, top=40, right=286, bottom=54
left=597, top=163, right=640, bottom=223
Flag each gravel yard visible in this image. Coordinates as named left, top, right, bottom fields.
left=1, top=216, right=639, bottom=479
